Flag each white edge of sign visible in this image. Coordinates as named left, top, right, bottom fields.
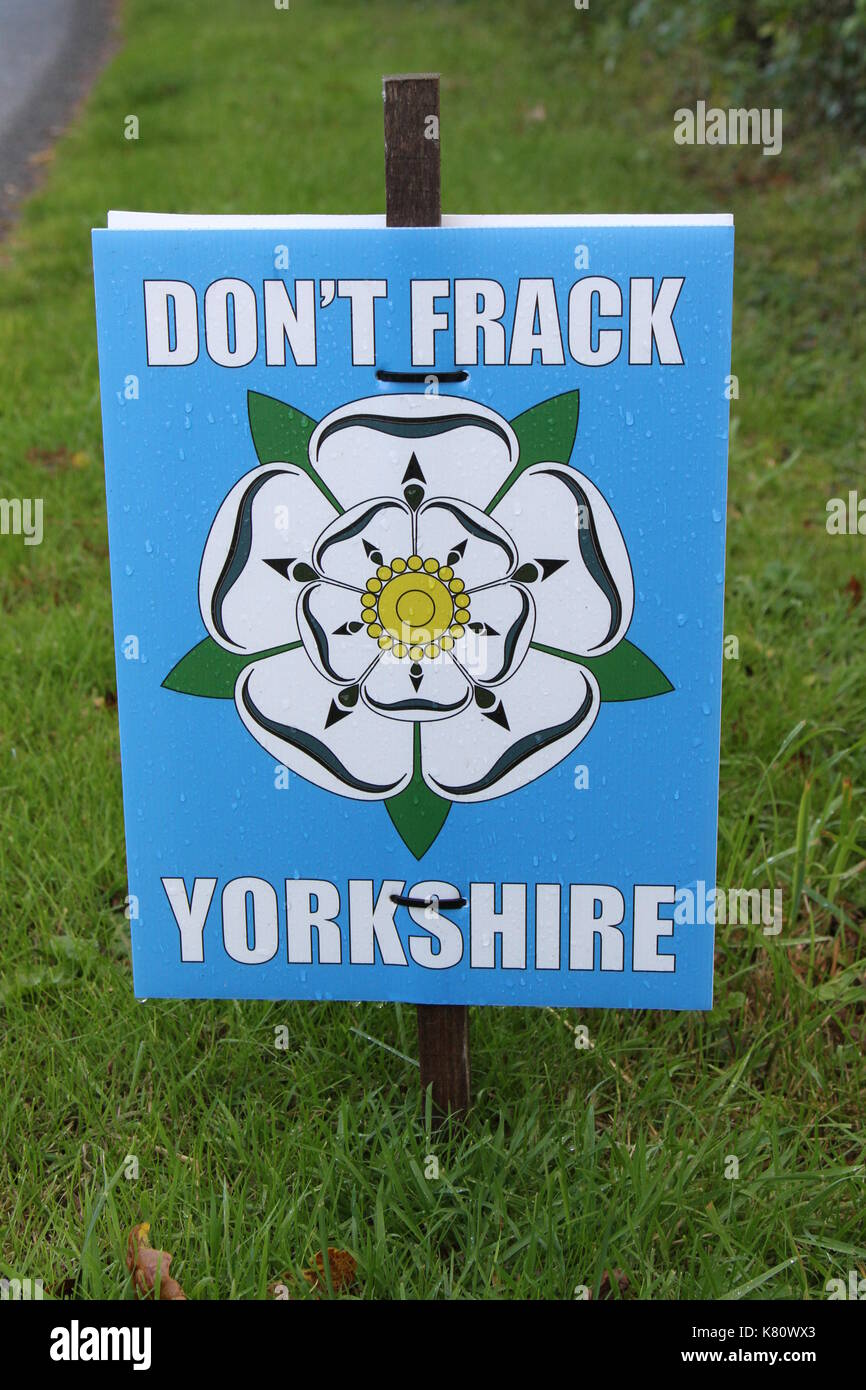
left=103, top=211, right=733, bottom=229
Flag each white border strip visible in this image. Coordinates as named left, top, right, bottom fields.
left=105, top=210, right=732, bottom=229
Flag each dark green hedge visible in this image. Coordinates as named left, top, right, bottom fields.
left=616, top=0, right=866, bottom=131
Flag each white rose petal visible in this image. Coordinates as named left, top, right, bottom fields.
left=297, top=581, right=377, bottom=685
left=415, top=497, right=517, bottom=589
left=199, top=464, right=336, bottom=653
left=420, top=648, right=599, bottom=802
left=361, top=650, right=472, bottom=723
left=312, top=497, right=414, bottom=588
left=309, top=394, right=518, bottom=512
left=449, top=582, right=535, bottom=687
left=235, top=649, right=413, bottom=800
left=492, top=463, right=634, bottom=655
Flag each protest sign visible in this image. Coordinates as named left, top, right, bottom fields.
left=93, top=207, right=733, bottom=1010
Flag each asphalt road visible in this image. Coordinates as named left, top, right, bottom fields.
left=0, top=0, right=114, bottom=225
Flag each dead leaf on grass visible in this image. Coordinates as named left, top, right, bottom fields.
left=27, top=446, right=90, bottom=472
left=595, top=1267, right=630, bottom=1300
left=304, top=1247, right=357, bottom=1292
left=126, top=1222, right=187, bottom=1300
left=268, top=1247, right=357, bottom=1299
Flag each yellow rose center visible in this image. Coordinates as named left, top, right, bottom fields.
left=360, top=557, right=471, bottom=660
left=395, top=586, right=437, bottom=629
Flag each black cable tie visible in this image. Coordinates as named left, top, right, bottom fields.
left=376, top=369, right=469, bottom=384
left=389, top=893, right=467, bottom=910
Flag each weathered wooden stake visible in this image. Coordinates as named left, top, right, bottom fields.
left=383, top=73, right=471, bottom=1122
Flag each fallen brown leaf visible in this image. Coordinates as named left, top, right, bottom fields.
left=304, top=1247, right=357, bottom=1293
left=269, top=1247, right=357, bottom=1298
left=595, top=1267, right=630, bottom=1300
left=27, top=445, right=90, bottom=472
left=49, top=1275, right=78, bottom=1299
left=845, top=575, right=863, bottom=609
left=126, top=1222, right=187, bottom=1300
left=91, top=690, right=117, bottom=710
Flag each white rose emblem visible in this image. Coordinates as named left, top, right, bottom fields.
left=197, top=393, right=634, bottom=809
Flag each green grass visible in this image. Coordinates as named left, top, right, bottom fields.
left=1, top=0, right=864, bottom=1300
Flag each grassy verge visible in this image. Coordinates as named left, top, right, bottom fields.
left=0, top=0, right=863, bottom=1299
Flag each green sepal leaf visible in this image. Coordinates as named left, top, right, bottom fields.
left=386, top=725, right=451, bottom=859
left=486, top=390, right=580, bottom=512
left=162, top=636, right=301, bottom=699
left=531, top=638, right=674, bottom=701
left=247, top=390, right=341, bottom=512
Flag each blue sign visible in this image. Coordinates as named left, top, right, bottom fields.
left=92, top=215, right=733, bottom=1008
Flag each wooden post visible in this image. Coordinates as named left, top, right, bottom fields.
left=383, top=73, right=471, bottom=1122
left=383, top=74, right=440, bottom=226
